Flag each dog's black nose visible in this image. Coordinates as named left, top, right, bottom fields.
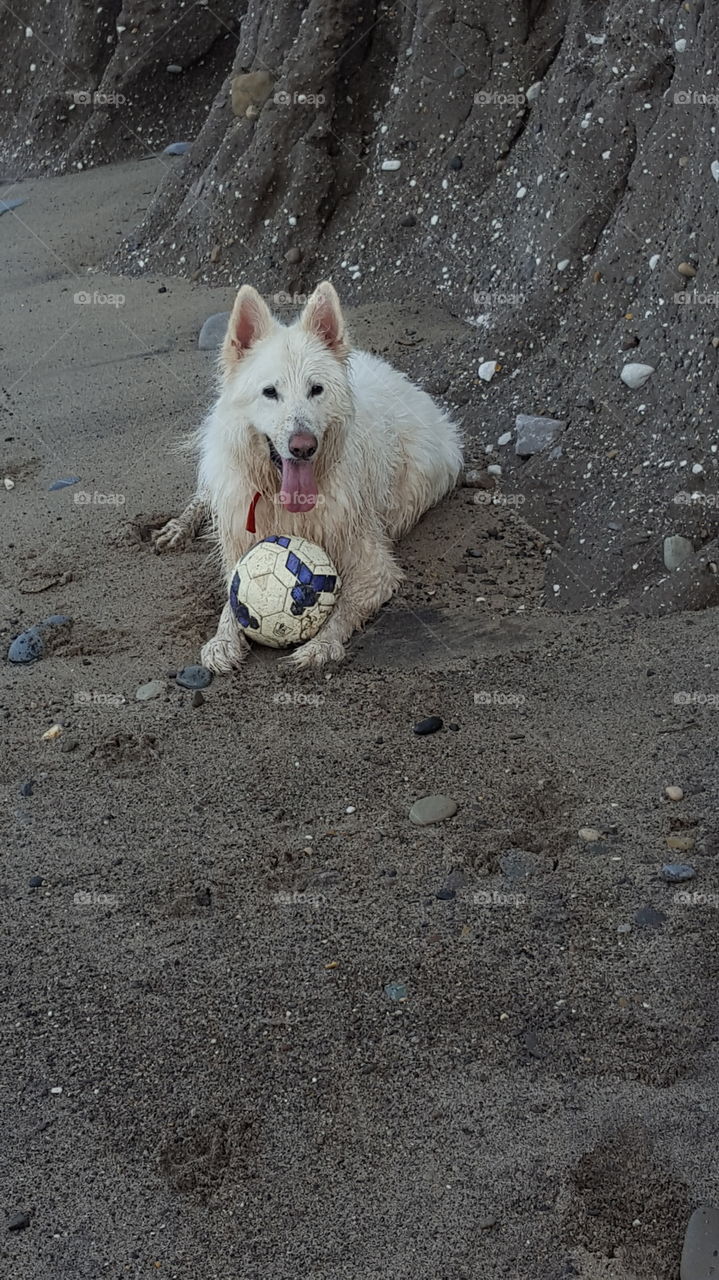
left=289, top=432, right=318, bottom=460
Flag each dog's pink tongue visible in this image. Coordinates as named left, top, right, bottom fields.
left=280, top=459, right=318, bottom=513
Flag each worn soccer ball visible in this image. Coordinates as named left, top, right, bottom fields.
left=229, top=536, right=341, bottom=648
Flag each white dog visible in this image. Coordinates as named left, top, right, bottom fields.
left=155, top=281, right=463, bottom=671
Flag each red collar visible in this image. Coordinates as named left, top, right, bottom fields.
left=246, top=491, right=261, bottom=533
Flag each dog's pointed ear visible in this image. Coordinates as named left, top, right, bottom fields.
left=222, top=285, right=273, bottom=367
left=300, top=281, right=348, bottom=357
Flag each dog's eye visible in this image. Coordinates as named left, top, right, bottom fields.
left=309, top=384, right=324, bottom=397
left=262, top=386, right=278, bottom=400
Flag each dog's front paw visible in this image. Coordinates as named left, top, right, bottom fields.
left=200, top=633, right=248, bottom=674
left=152, top=518, right=187, bottom=552
left=285, top=635, right=346, bottom=670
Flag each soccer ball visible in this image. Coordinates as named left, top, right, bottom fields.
left=229, top=536, right=341, bottom=648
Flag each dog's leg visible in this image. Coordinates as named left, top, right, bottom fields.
left=200, top=601, right=250, bottom=673
left=286, top=538, right=404, bottom=671
left=153, top=496, right=209, bottom=552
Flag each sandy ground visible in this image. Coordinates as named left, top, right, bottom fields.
left=1, top=161, right=719, bottom=1280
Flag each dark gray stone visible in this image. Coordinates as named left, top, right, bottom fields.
left=413, top=715, right=443, bottom=735
left=680, top=1205, right=719, bottom=1280
left=408, top=795, right=458, bottom=825
left=634, top=904, right=666, bottom=928
left=515, top=414, right=565, bottom=457
left=176, top=665, right=213, bottom=690
left=661, top=863, right=695, bottom=883
left=6, top=1211, right=30, bottom=1230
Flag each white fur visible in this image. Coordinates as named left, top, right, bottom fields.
left=170, top=283, right=463, bottom=671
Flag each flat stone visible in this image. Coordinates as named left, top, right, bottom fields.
left=681, top=1205, right=719, bottom=1280
left=578, top=827, right=601, bottom=843
left=163, top=142, right=190, bottom=155
left=135, top=680, right=165, bottom=702
left=0, top=198, right=26, bottom=215
left=198, top=312, right=230, bottom=350
left=664, top=535, right=694, bottom=571
left=634, top=904, right=666, bottom=928
left=515, top=413, right=564, bottom=457
left=667, top=835, right=695, bottom=852
left=661, top=863, right=695, bottom=883
left=28, top=875, right=43, bottom=888
left=48, top=476, right=80, bottom=490
left=6, top=1211, right=30, bottom=1230
left=409, top=795, right=458, bottom=826
left=413, top=715, right=443, bottom=735
left=176, top=665, right=213, bottom=690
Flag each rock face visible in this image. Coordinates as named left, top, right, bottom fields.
left=3, top=2, right=719, bottom=609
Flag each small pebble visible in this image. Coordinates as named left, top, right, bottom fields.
left=166, top=63, right=183, bottom=73
left=515, top=413, right=564, bottom=456
left=176, top=665, right=213, bottom=690
left=48, top=477, right=80, bottom=491
left=381, top=159, right=401, bottom=171
left=449, top=156, right=463, bottom=171
left=28, top=875, right=43, bottom=888
left=41, top=724, right=63, bottom=741
left=661, top=863, right=695, bottom=883
left=136, top=680, right=165, bottom=702
left=59, top=737, right=78, bottom=753
left=665, top=785, right=684, bottom=802
left=414, top=715, right=443, bottom=735
left=6, top=1212, right=30, bottom=1231
left=664, top=535, right=693, bottom=571
left=191, top=690, right=204, bottom=708
left=579, top=827, right=601, bottom=843
left=284, top=246, right=302, bottom=264
left=19, top=780, right=34, bottom=797
left=409, top=795, right=458, bottom=826
left=3, top=476, right=15, bottom=490
left=478, top=360, right=497, bottom=382
left=479, top=1216, right=498, bottom=1230
left=400, top=213, right=417, bottom=227
left=617, top=923, right=631, bottom=934
left=677, top=261, right=696, bottom=278
left=666, top=835, right=695, bottom=852
left=384, top=981, right=407, bottom=1001
left=620, top=362, right=655, bottom=390
left=448, top=722, right=459, bottom=732
left=162, top=141, right=190, bottom=155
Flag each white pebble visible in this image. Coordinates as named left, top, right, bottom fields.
left=345, top=805, right=356, bottom=814
left=516, top=186, right=527, bottom=199
left=478, top=360, right=497, bottom=382
left=675, top=38, right=687, bottom=52
left=620, top=362, right=655, bottom=390
left=649, top=254, right=659, bottom=270
left=557, top=259, right=570, bottom=272
left=487, top=463, right=502, bottom=477
left=526, top=82, right=542, bottom=103
left=665, top=785, right=683, bottom=802
left=381, top=159, right=401, bottom=171
left=692, top=462, right=704, bottom=474
left=3, top=476, right=15, bottom=490
left=497, top=431, right=512, bottom=447
left=712, top=161, right=719, bottom=184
